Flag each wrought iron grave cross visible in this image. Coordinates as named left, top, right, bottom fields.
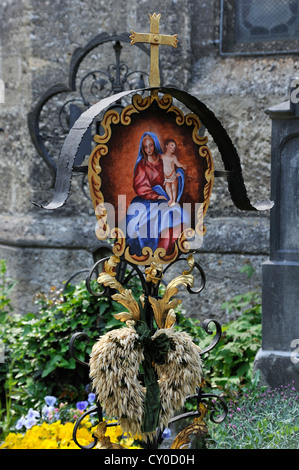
left=130, top=12, right=178, bottom=87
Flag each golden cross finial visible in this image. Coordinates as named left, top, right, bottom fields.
left=130, top=13, right=178, bottom=88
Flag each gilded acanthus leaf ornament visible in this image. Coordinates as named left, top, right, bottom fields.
left=163, top=273, right=194, bottom=299
left=94, top=422, right=124, bottom=449
left=148, top=273, right=194, bottom=329
left=112, top=289, right=140, bottom=323
left=164, top=308, right=176, bottom=329
left=97, top=272, right=125, bottom=294
left=97, top=260, right=141, bottom=325
left=145, top=262, right=163, bottom=284
left=170, top=403, right=208, bottom=449
left=97, top=255, right=196, bottom=329
left=104, top=255, right=120, bottom=277
left=182, top=253, right=195, bottom=275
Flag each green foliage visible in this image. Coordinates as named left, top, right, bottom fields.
left=176, top=290, right=262, bottom=392
left=0, top=260, right=18, bottom=438
left=0, top=260, right=16, bottom=314
left=0, top=276, right=128, bottom=412
left=207, top=291, right=262, bottom=389
left=0, top=360, right=17, bottom=440
left=239, top=262, right=255, bottom=279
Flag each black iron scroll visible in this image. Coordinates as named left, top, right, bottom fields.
left=31, top=86, right=273, bottom=212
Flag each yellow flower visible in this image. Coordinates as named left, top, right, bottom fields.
left=0, top=432, right=23, bottom=449
left=0, top=418, right=142, bottom=449
left=105, top=422, right=123, bottom=442
left=57, top=421, right=73, bottom=442
left=81, top=416, right=92, bottom=428
left=40, top=439, right=58, bottom=449
left=76, top=426, right=92, bottom=443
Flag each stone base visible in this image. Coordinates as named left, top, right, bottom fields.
left=254, top=348, right=299, bottom=391
left=262, top=260, right=299, bottom=350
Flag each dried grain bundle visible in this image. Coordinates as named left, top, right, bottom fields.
left=89, top=327, right=145, bottom=437
left=89, top=326, right=202, bottom=440
left=152, top=328, right=202, bottom=429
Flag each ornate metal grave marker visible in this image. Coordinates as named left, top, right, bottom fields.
left=30, top=12, right=273, bottom=450
left=68, top=14, right=224, bottom=449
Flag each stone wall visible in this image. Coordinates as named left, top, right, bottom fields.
left=0, top=0, right=297, bottom=324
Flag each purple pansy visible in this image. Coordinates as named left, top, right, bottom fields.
left=76, top=401, right=89, bottom=411
left=44, top=396, right=57, bottom=407
left=15, top=408, right=40, bottom=430
left=88, top=393, right=96, bottom=404
left=162, top=427, right=172, bottom=439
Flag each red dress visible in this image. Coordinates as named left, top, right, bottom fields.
left=133, top=158, right=164, bottom=200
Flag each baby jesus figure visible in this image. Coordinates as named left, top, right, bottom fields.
left=161, top=139, right=187, bottom=206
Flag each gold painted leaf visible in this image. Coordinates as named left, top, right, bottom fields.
left=94, top=422, right=124, bottom=449
left=182, top=254, right=195, bottom=275
left=148, top=273, right=193, bottom=329
left=97, top=272, right=125, bottom=294
left=164, top=274, right=194, bottom=302
left=112, top=289, right=140, bottom=321
left=104, top=255, right=120, bottom=277
left=97, top=263, right=140, bottom=323
left=170, top=416, right=208, bottom=449
left=113, top=312, right=134, bottom=322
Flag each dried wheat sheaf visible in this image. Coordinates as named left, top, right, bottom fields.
left=89, top=326, right=202, bottom=440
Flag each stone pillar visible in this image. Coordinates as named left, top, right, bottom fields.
left=254, top=78, right=299, bottom=390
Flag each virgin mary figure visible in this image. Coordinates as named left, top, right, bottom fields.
left=125, top=132, right=189, bottom=258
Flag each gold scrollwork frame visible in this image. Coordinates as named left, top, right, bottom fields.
left=88, top=92, right=214, bottom=265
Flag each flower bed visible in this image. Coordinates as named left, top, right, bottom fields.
left=0, top=394, right=142, bottom=449
left=206, top=381, right=299, bottom=449
left=1, top=419, right=141, bottom=449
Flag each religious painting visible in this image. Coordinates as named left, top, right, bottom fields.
left=88, top=92, right=214, bottom=265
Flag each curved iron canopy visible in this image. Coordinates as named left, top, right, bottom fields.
left=31, top=86, right=273, bottom=212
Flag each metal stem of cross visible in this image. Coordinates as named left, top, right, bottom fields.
left=130, top=13, right=178, bottom=88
